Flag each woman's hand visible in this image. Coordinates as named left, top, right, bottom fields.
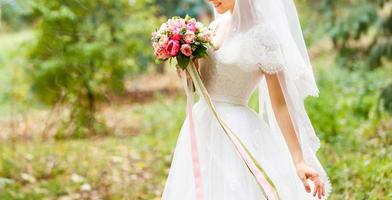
left=176, top=58, right=200, bottom=79
left=176, top=58, right=200, bottom=92
left=295, top=161, right=325, bottom=199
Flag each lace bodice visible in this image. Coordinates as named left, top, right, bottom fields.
left=198, top=19, right=286, bottom=106
left=199, top=49, right=263, bottom=106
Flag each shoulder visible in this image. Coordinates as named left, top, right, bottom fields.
left=247, top=23, right=281, bottom=49
left=239, top=23, right=286, bottom=74
left=208, top=20, right=219, bottom=30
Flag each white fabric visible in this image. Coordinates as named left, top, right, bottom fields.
left=214, top=0, right=319, bottom=98
left=162, top=0, right=332, bottom=199
left=162, top=44, right=331, bottom=199
left=213, top=0, right=331, bottom=193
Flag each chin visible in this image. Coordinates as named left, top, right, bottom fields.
left=215, top=8, right=230, bottom=14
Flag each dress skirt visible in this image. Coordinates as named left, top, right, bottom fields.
left=161, top=98, right=328, bottom=200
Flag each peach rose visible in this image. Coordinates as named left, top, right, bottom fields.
left=183, top=31, right=196, bottom=44
left=197, top=31, right=212, bottom=43
left=180, top=44, right=192, bottom=57
left=155, top=48, right=170, bottom=60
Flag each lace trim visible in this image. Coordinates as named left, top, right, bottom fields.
left=257, top=63, right=284, bottom=75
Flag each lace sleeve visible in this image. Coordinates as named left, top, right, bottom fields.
left=212, top=22, right=286, bottom=74
left=244, top=23, right=286, bottom=74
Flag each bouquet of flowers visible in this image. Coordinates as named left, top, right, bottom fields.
left=151, top=15, right=214, bottom=69
left=151, top=16, right=279, bottom=200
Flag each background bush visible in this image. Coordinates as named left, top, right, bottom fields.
left=27, top=0, right=162, bottom=138
left=0, top=0, right=390, bottom=199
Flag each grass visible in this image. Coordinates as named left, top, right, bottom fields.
left=0, top=30, right=391, bottom=199
left=0, top=137, right=166, bottom=200
left=0, top=95, right=186, bottom=200
left=0, top=90, right=390, bottom=199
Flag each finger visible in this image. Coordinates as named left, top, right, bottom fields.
left=319, top=186, right=323, bottom=199
left=318, top=185, right=322, bottom=199
left=300, top=176, right=311, bottom=193
left=178, top=69, right=184, bottom=78
left=310, top=176, right=322, bottom=189
left=313, top=180, right=323, bottom=198
left=313, top=184, right=319, bottom=197
left=304, top=182, right=311, bottom=193
left=317, top=182, right=324, bottom=199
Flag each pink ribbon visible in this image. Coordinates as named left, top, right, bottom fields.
left=222, top=122, right=279, bottom=200
left=180, top=63, right=279, bottom=200
left=180, top=69, right=204, bottom=200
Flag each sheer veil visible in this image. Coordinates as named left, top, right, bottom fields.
left=211, top=0, right=332, bottom=197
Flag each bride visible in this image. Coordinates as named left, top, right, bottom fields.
left=162, top=0, right=332, bottom=199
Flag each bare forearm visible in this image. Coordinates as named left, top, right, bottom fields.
left=274, top=104, right=304, bottom=164
left=265, top=74, right=304, bottom=165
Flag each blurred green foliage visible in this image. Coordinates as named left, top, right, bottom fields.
left=0, top=0, right=391, bottom=199
left=27, top=0, right=162, bottom=137
left=380, top=83, right=392, bottom=114
left=306, top=67, right=390, bottom=141
left=156, top=0, right=210, bottom=18
left=0, top=30, right=33, bottom=115
left=0, top=0, right=35, bottom=31
left=315, top=0, right=391, bottom=69
left=305, top=67, right=391, bottom=199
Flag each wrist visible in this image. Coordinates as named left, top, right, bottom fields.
left=293, top=158, right=305, bottom=166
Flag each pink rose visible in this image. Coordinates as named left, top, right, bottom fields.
left=186, top=22, right=197, bottom=32
left=170, top=33, right=182, bottom=41
left=183, top=31, right=196, bottom=44
left=180, top=44, right=192, bottom=57
left=178, top=18, right=186, bottom=27
left=168, top=18, right=185, bottom=31
left=172, top=27, right=181, bottom=35
left=165, top=40, right=180, bottom=56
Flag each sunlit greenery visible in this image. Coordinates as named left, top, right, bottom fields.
left=314, top=0, right=391, bottom=69
left=0, top=0, right=391, bottom=199
left=27, top=0, right=162, bottom=137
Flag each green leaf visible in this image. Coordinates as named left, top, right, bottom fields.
left=193, top=45, right=207, bottom=58
left=176, top=53, right=190, bottom=69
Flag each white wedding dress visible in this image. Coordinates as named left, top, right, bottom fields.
left=161, top=19, right=331, bottom=200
